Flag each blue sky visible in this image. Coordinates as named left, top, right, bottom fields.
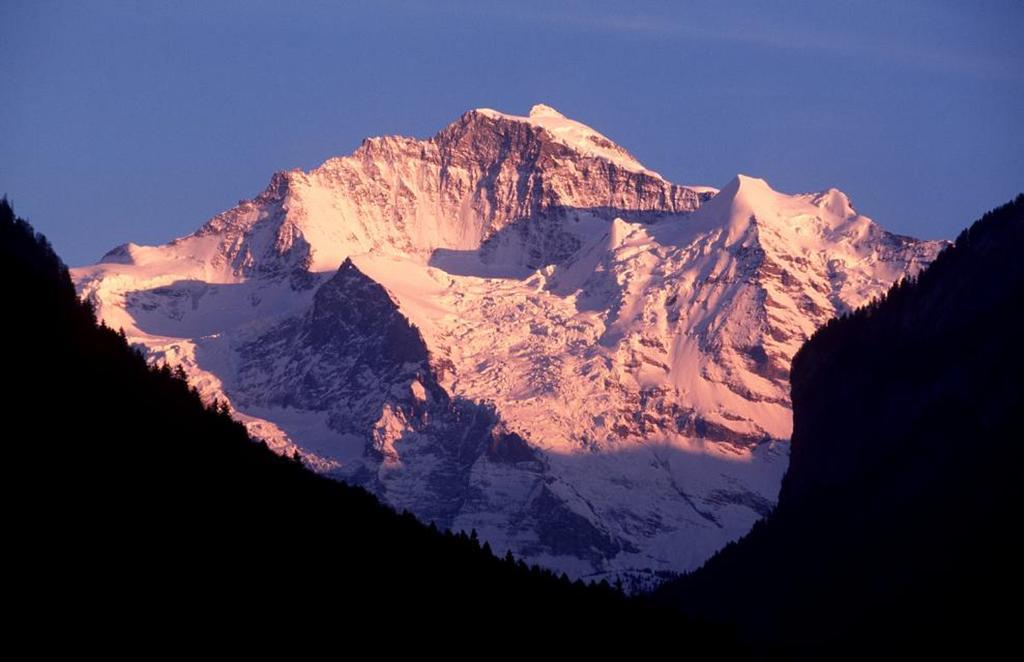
left=2, top=0, right=1021, bottom=265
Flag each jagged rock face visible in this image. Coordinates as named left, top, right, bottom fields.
left=235, top=259, right=435, bottom=428
left=72, top=105, right=946, bottom=585
left=151, top=105, right=702, bottom=280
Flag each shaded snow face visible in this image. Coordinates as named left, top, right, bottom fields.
left=72, top=106, right=946, bottom=586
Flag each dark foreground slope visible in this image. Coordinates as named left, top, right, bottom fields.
left=2, top=199, right=719, bottom=643
left=656, top=195, right=1024, bottom=654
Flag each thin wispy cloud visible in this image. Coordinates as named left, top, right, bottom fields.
left=415, top=1, right=1023, bottom=83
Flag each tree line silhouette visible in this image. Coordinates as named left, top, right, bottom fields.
left=654, top=194, right=1024, bottom=656
left=7, top=191, right=1020, bottom=653
left=4, top=197, right=746, bottom=647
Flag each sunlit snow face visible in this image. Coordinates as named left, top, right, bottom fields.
left=70, top=104, right=945, bottom=582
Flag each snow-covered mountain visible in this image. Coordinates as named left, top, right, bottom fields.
left=73, top=104, right=944, bottom=585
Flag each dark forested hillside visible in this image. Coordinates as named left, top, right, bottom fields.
left=11, top=191, right=1020, bottom=651
left=655, top=195, right=1024, bottom=654
left=1, top=198, right=719, bottom=642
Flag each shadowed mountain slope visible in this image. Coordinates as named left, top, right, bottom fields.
left=655, top=194, right=1024, bottom=655
left=2, top=197, right=725, bottom=641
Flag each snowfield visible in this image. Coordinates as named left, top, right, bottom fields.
left=74, top=105, right=945, bottom=586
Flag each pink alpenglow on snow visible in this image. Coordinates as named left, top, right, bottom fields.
left=73, top=106, right=945, bottom=587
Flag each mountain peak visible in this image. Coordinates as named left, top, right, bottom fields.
left=718, top=175, right=857, bottom=221
left=683, top=173, right=878, bottom=250
left=72, top=102, right=947, bottom=582
left=811, top=188, right=856, bottom=219
left=724, top=174, right=775, bottom=196
left=529, top=103, right=566, bottom=119
left=469, top=104, right=658, bottom=177
left=701, top=174, right=780, bottom=223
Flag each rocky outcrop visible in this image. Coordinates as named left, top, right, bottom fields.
left=72, top=106, right=945, bottom=583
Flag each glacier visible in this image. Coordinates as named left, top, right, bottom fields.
left=73, top=104, right=945, bottom=586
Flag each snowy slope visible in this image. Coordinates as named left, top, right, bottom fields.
left=73, top=105, right=945, bottom=585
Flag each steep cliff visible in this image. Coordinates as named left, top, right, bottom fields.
left=72, top=105, right=944, bottom=582
left=655, top=195, right=1024, bottom=653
